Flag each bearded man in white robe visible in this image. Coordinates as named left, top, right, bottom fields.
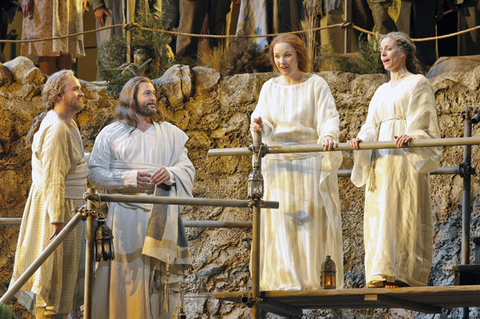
left=89, top=76, right=195, bottom=319
left=10, top=70, right=87, bottom=318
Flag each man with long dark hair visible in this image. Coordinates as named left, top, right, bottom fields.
left=88, top=76, right=195, bottom=318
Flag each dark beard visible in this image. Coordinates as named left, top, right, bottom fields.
left=136, top=102, right=156, bottom=116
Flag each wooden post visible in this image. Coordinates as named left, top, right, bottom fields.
left=344, top=0, right=352, bottom=54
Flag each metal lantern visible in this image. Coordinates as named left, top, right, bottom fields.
left=248, top=164, right=264, bottom=200
left=320, top=255, right=336, bottom=289
left=94, top=217, right=114, bottom=261
left=178, top=308, right=186, bottom=319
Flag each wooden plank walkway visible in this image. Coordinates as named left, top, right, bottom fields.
left=213, top=285, right=480, bottom=316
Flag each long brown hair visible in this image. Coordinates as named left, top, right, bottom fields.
left=25, top=70, right=74, bottom=147
left=269, top=34, right=309, bottom=72
left=116, top=76, right=164, bottom=129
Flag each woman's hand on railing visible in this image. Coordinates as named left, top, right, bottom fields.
left=394, top=134, right=413, bottom=148
left=322, top=135, right=336, bottom=151
left=250, top=117, right=263, bottom=132
left=347, top=137, right=363, bottom=150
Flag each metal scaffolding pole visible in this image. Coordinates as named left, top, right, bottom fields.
left=461, top=107, right=474, bottom=319
left=0, top=212, right=84, bottom=305
left=250, top=131, right=263, bottom=319
left=89, top=194, right=278, bottom=209
left=84, top=189, right=96, bottom=319
left=336, top=166, right=460, bottom=177
left=183, top=220, right=252, bottom=228
left=0, top=218, right=23, bottom=225
left=0, top=218, right=256, bottom=228
left=207, top=137, right=480, bottom=157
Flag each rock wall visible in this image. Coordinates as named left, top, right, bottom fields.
left=1, top=56, right=480, bottom=318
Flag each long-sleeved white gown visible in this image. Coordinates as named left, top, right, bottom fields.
left=251, top=74, right=344, bottom=290
left=351, top=74, right=442, bottom=287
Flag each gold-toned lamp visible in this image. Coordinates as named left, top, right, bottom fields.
left=320, top=255, right=336, bottom=289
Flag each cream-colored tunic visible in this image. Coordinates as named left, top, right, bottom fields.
left=251, top=74, right=344, bottom=290
left=21, top=0, right=85, bottom=58
left=351, top=75, right=442, bottom=287
left=10, top=110, right=87, bottom=315
left=88, top=121, right=195, bottom=319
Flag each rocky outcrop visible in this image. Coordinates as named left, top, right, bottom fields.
left=1, top=63, right=480, bottom=318
left=427, top=55, right=480, bottom=79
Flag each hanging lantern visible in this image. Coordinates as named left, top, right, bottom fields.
left=248, top=164, right=264, bottom=200
left=179, top=276, right=187, bottom=319
left=320, top=255, right=336, bottom=289
left=95, top=217, right=114, bottom=261
left=178, top=308, right=186, bottom=319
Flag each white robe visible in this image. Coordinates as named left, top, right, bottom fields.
left=251, top=74, right=344, bottom=290
left=88, top=121, right=195, bottom=319
left=10, top=110, right=87, bottom=316
left=351, top=74, right=442, bottom=287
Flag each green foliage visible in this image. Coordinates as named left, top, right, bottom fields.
left=198, top=37, right=271, bottom=76
left=97, top=1, right=174, bottom=94
left=0, top=303, right=14, bottom=319
left=357, top=34, right=384, bottom=74
left=314, top=34, right=385, bottom=74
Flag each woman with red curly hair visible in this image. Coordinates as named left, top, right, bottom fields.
left=250, top=34, right=344, bottom=290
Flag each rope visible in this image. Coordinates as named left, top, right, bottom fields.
left=1, top=20, right=478, bottom=44
left=136, top=22, right=347, bottom=38
left=0, top=23, right=127, bottom=44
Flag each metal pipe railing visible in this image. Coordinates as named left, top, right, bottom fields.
left=0, top=218, right=255, bottom=228
left=337, top=166, right=460, bottom=177
left=92, top=194, right=279, bottom=209
left=0, top=218, right=23, bottom=225
left=183, top=220, right=252, bottom=228
left=207, top=137, right=480, bottom=157
left=0, top=165, right=464, bottom=228
left=0, top=212, right=84, bottom=305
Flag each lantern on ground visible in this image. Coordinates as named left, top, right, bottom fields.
left=95, top=217, right=114, bottom=261
left=320, top=255, right=336, bottom=289
left=248, top=164, right=264, bottom=200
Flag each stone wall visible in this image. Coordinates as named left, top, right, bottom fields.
left=1, top=56, right=480, bottom=318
